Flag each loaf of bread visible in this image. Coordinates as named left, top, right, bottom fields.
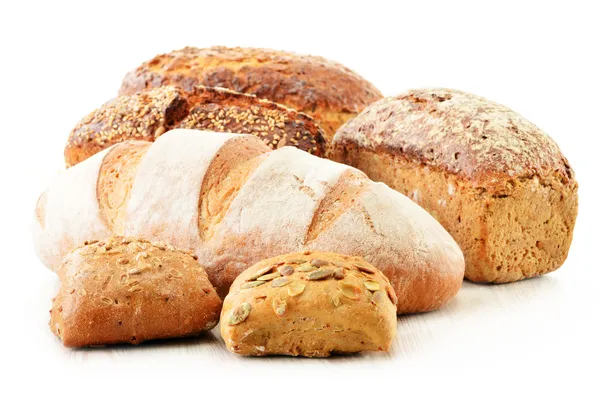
left=118, top=46, right=383, bottom=140
left=33, top=129, right=464, bottom=314
left=221, top=251, right=397, bottom=357
left=50, top=237, right=222, bottom=347
left=332, top=88, right=578, bottom=283
left=65, top=85, right=327, bottom=167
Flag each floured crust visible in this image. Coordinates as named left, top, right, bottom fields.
left=65, top=85, right=328, bottom=166
left=333, top=88, right=576, bottom=194
left=221, top=251, right=397, bottom=357
left=35, top=129, right=465, bottom=314
left=332, top=88, right=578, bottom=283
left=118, top=46, right=383, bottom=139
left=50, top=237, right=222, bottom=347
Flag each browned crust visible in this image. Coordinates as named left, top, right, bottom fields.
left=118, top=46, right=383, bottom=137
left=336, top=144, right=578, bottom=284
left=333, top=88, right=577, bottom=195
left=221, top=251, right=397, bottom=356
left=198, top=137, right=270, bottom=241
left=50, top=237, right=222, bottom=347
left=65, top=85, right=328, bottom=167
left=97, top=141, right=151, bottom=234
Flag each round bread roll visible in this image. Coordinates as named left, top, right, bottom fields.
left=50, top=237, right=222, bottom=347
left=119, top=46, right=383, bottom=140
left=65, top=85, right=328, bottom=167
left=221, top=251, right=397, bottom=357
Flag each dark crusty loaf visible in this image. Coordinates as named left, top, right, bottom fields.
left=221, top=251, right=397, bottom=357
left=34, top=129, right=465, bottom=315
left=50, top=236, right=222, bottom=347
left=65, top=85, right=327, bottom=166
left=332, top=88, right=578, bottom=283
left=118, top=46, right=383, bottom=140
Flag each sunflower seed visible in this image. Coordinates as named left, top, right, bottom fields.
left=117, top=258, right=129, bottom=265
left=278, top=265, right=294, bottom=276
left=129, top=286, right=143, bottom=293
left=296, top=264, right=317, bottom=272
left=128, top=268, right=141, bottom=275
left=228, top=302, right=251, bottom=325
left=307, top=268, right=334, bottom=281
left=257, top=272, right=281, bottom=281
left=270, top=277, right=292, bottom=287
left=272, top=297, right=287, bottom=317
left=247, top=265, right=274, bottom=281
left=286, top=258, right=307, bottom=264
left=386, top=285, right=398, bottom=305
left=333, top=268, right=346, bottom=279
left=364, top=281, right=380, bottom=291
left=371, top=290, right=386, bottom=305
left=339, top=281, right=361, bottom=300
left=100, top=296, right=113, bottom=305
left=241, top=280, right=266, bottom=289
left=310, top=258, right=329, bottom=267
left=287, top=281, right=306, bottom=297
left=355, top=264, right=375, bottom=274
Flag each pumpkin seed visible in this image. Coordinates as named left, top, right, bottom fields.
left=241, top=280, right=266, bottom=289
left=333, top=261, right=353, bottom=270
left=364, top=281, right=380, bottom=291
left=272, top=297, right=287, bottom=317
left=331, top=293, right=343, bottom=307
left=278, top=265, right=294, bottom=276
left=270, top=277, right=292, bottom=287
left=247, top=265, right=274, bottom=281
left=371, top=290, right=386, bottom=305
left=286, top=258, right=307, bottom=264
left=257, top=272, right=280, bottom=281
left=296, top=264, right=317, bottom=272
left=339, top=281, right=361, bottom=300
left=310, top=258, right=329, bottom=267
left=228, top=302, right=251, bottom=325
left=333, top=268, right=346, bottom=279
left=307, top=268, right=334, bottom=281
left=287, top=281, right=306, bottom=297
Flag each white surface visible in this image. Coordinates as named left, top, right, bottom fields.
left=1, top=0, right=599, bottom=396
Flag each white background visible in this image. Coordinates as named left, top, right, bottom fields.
left=1, top=0, right=599, bottom=396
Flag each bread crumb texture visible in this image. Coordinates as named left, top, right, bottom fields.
left=119, top=46, right=384, bottom=139
left=221, top=251, right=397, bottom=357
left=50, top=237, right=222, bottom=347
left=333, top=88, right=578, bottom=282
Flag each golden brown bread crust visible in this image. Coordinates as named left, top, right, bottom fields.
left=118, top=46, right=383, bottom=139
left=221, top=251, right=397, bottom=357
left=65, top=85, right=328, bottom=167
left=333, top=88, right=578, bottom=283
left=50, top=237, right=222, bottom=347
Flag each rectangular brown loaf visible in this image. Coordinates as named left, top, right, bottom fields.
left=332, top=88, right=578, bottom=283
left=33, top=129, right=465, bottom=314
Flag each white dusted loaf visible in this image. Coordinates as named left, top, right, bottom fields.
left=33, top=129, right=464, bottom=314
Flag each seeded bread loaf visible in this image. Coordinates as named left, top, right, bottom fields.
left=33, top=129, right=464, bottom=314
left=332, top=88, right=578, bottom=283
left=119, top=46, right=383, bottom=140
left=221, top=251, right=397, bottom=357
left=50, top=236, right=222, bottom=347
left=65, top=85, right=327, bottom=167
